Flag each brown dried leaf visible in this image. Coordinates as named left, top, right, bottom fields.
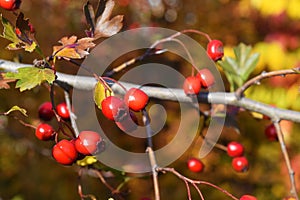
left=52, top=36, right=95, bottom=59
left=0, top=78, right=15, bottom=89
left=94, top=0, right=123, bottom=39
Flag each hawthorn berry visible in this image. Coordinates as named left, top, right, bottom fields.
left=74, top=131, right=105, bottom=155
left=115, top=111, right=138, bottom=133
left=207, top=39, right=224, bottom=61
left=35, top=123, right=54, bottom=141
left=56, top=103, right=70, bottom=119
left=101, top=96, right=127, bottom=121
left=38, top=102, right=54, bottom=121
left=0, top=0, right=21, bottom=10
left=187, top=157, right=204, bottom=173
left=240, top=195, right=257, bottom=200
left=265, top=124, right=278, bottom=141
left=124, top=88, right=149, bottom=112
left=52, top=139, right=78, bottom=165
left=232, top=156, right=249, bottom=172
left=227, top=141, right=244, bottom=157
left=197, top=68, right=215, bottom=88
left=183, top=76, right=202, bottom=95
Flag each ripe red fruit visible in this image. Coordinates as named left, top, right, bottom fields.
left=227, top=141, right=244, bottom=157
left=240, top=195, right=257, bottom=200
left=183, top=76, right=202, bottom=95
left=0, top=0, right=21, bottom=10
left=232, top=156, right=249, bottom=172
left=196, top=68, right=215, bottom=88
left=265, top=124, right=278, bottom=141
left=35, top=123, right=54, bottom=141
left=52, top=139, right=78, bottom=165
left=101, top=96, right=127, bottom=121
left=124, top=88, right=149, bottom=112
left=207, top=39, right=224, bottom=61
left=116, top=111, right=138, bottom=133
left=187, top=157, right=204, bottom=173
left=75, top=131, right=105, bottom=155
left=38, top=102, right=54, bottom=121
left=56, top=103, right=70, bottom=119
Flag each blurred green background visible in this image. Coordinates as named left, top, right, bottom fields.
left=0, top=0, right=300, bottom=199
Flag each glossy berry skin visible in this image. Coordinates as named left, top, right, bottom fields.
left=116, top=111, right=138, bottom=133
left=207, top=40, right=224, bottom=61
left=56, top=103, right=70, bottom=119
left=187, top=158, right=204, bottom=173
left=35, top=123, right=54, bottom=141
left=265, top=124, right=278, bottom=141
left=75, top=131, right=104, bottom=155
left=0, top=0, right=21, bottom=10
left=232, top=156, right=249, bottom=172
left=227, top=141, right=244, bottom=157
left=52, top=139, right=78, bottom=165
left=197, top=68, right=215, bottom=88
left=240, top=195, right=257, bottom=200
left=124, top=88, right=149, bottom=112
left=38, top=102, right=54, bottom=121
left=183, top=76, right=202, bottom=95
left=101, top=96, right=127, bottom=121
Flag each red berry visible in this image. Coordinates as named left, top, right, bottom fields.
left=0, top=0, right=21, bottom=10
left=240, top=195, right=257, bottom=200
left=56, top=103, right=70, bottom=119
left=232, top=156, right=249, bottom=172
left=124, top=88, right=149, bottom=112
left=101, top=96, right=128, bottom=121
left=38, top=102, right=54, bottom=121
left=183, top=76, right=201, bottom=95
left=35, top=123, right=54, bottom=141
left=52, top=139, right=78, bottom=165
left=75, top=131, right=105, bottom=155
left=227, top=141, right=244, bottom=157
left=116, top=111, right=138, bottom=132
left=265, top=124, right=278, bottom=141
left=207, top=40, right=224, bottom=61
left=187, top=158, right=204, bottom=173
left=15, top=27, right=21, bottom=36
left=196, top=68, right=215, bottom=88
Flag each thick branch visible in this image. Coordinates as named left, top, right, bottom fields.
left=1, top=59, right=300, bottom=123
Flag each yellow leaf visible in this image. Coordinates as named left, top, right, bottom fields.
left=94, top=81, right=114, bottom=110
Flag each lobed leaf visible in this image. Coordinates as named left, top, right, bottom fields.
left=4, top=67, right=55, bottom=92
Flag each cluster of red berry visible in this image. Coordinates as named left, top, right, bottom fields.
left=36, top=102, right=104, bottom=165
left=227, top=141, right=249, bottom=172
left=101, top=87, right=149, bottom=131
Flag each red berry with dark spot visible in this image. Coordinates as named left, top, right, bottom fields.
left=227, top=141, right=244, bottom=157
left=38, top=102, right=54, bottom=121
left=101, top=96, right=128, bottom=121
left=197, top=68, right=215, bottom=88
left=0, top=0, right=21, bottom=10
left=232, top=156, right=249, bottom=172
left=187, top=157, right=204, bottom=173
left=265, top=124, right=278, bottom=141
left=35, top=123, right=54, bottom=141
left=183, top=76, right=201, bottom=95
left=75, top=131, right=105, bottom=155
left=207, top=40, right=224, bottom=61
left=56, top=103, right=70, bottom=119
left=52, top=139, right=78, bottom=165
left=124, top=88, right=149, bottom=112
left=240, top=195, right=257, bottom=200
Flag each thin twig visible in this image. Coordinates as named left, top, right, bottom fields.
left=156, top=167, right=239, bottom=200
left=273, top=121, right=299, bottom=200
left=235, top=68, right=300, bottom=98
left=146, top=147, right=160, bottom=200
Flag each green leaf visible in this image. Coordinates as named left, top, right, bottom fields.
left=0, top=14, right=19, bottom=43
left=4, top=67, right=55, bottom=92
left=94, top=80, right=114, bottom=109
left=5, top=106, right=27, bottom=116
